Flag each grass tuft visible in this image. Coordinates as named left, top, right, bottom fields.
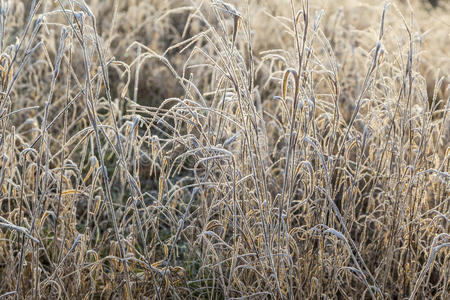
left=0, top=0, right=448, bottom=299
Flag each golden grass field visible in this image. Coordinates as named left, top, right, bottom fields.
left=0, top=0, right=449, bottom=298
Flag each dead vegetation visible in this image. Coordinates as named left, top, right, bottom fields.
left=0, top=0, right=449, bottom=299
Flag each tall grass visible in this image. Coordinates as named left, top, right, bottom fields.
left=0, top=0, right=448, bottom=298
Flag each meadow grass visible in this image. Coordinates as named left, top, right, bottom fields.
left=0, top=0, right=449, bottom=298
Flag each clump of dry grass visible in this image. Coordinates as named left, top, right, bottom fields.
left=0, top=0, right=448, bottom=299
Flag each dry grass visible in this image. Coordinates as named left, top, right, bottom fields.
left=0, top=0, right=449, bottom=299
